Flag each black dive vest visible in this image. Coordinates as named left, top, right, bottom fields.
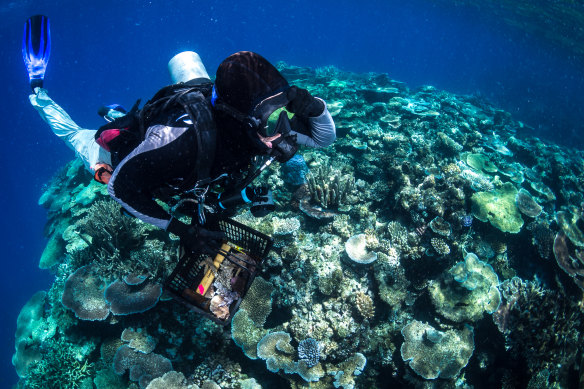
left=96, top=81, right=217, bottom=184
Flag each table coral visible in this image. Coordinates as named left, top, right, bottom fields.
left=256, top=331, right=298, bottom=374
left=515, top=188, right=543, bottom=218
left=471, top=182, right=524, bottom=233
left=345, top=233, right=378, bottom=264
left=430, top=253, right=501, bottom=322
left=400, top=320, right=474, bottom=379
left=328, top=353, right=367, bottom=389
left=113, top=345, right=172, bottom=388
left=104, top=279, right=162, bottom=316
left=61, top=265, right=110, bottom=321
left=230, top=309, right=268, bottom=359
left=239, top=276, right=273, bottom=326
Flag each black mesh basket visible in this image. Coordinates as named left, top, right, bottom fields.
left=164, top=216, right=273, bottom=325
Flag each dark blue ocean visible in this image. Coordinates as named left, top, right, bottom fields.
left=1, top=0, right=582, bottom=386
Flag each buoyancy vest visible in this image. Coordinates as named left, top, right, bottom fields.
left=95, top=81, right=217, bottom=183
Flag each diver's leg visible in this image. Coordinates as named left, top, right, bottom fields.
left=29, top=88, right=105, bottom=170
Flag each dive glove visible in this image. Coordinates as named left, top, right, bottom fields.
left=270, top=111, right=298, bottom=163
left=167, top=218, right=225, bottom=255
left=286, top=86, right=325, bottom=118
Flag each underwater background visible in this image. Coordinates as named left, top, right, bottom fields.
left=1, top=0, right=584, bottom=387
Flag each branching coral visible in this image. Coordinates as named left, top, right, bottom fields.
left=493, top=277, right=583, bottom=378
left=24, top=339, right=94, bottom=389
left=76, top=200, right=148, bottom=255
left=306, top=165, right=354, bottom=210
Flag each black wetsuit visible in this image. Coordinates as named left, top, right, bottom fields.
left=108, top=98, right=218, bottom=230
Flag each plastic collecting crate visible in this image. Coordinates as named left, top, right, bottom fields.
left=164, top=216, right=273, bottom=325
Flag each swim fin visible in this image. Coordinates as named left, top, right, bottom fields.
left=22, top=15, right=51, bottom=91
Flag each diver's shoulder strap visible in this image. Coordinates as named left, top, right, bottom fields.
left=139, top=82, right=217, bottom=185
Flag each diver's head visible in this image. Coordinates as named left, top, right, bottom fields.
left=97, top=104, right=127, bottom=122
left=212, top=51, right=295, bottom=145
left=168, top=51, right=211, bottom=84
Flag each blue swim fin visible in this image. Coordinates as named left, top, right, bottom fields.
left=22, top=15, right=51, bottom=91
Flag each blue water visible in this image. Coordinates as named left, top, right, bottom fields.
left=1, top=0, right=582, bottom=386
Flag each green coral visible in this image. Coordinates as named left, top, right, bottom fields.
left=471, top=182, right=524, bottom=233
left=430, top=253, right=501, bottom=322
left=400, top=320, right=474, bottom=380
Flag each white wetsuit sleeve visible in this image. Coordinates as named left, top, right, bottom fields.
left=290, top=98, right=336, bottom=148
left=29, top=88, right=111, bottom=171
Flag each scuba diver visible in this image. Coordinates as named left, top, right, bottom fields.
left=22, top=15, right=336, bottom=254
left=102, top=51, right=336, bottom=253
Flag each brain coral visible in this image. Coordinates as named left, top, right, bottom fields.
left=61, top=265, right=110, bottom=321
left=429, top=253, right=501, bottom=322
left=401, top=320, right=474, bottom=379
left=471, top=182, right=524, bottom=233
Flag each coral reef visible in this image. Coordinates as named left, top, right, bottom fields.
left=16, top=62, right=584, bottom=388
